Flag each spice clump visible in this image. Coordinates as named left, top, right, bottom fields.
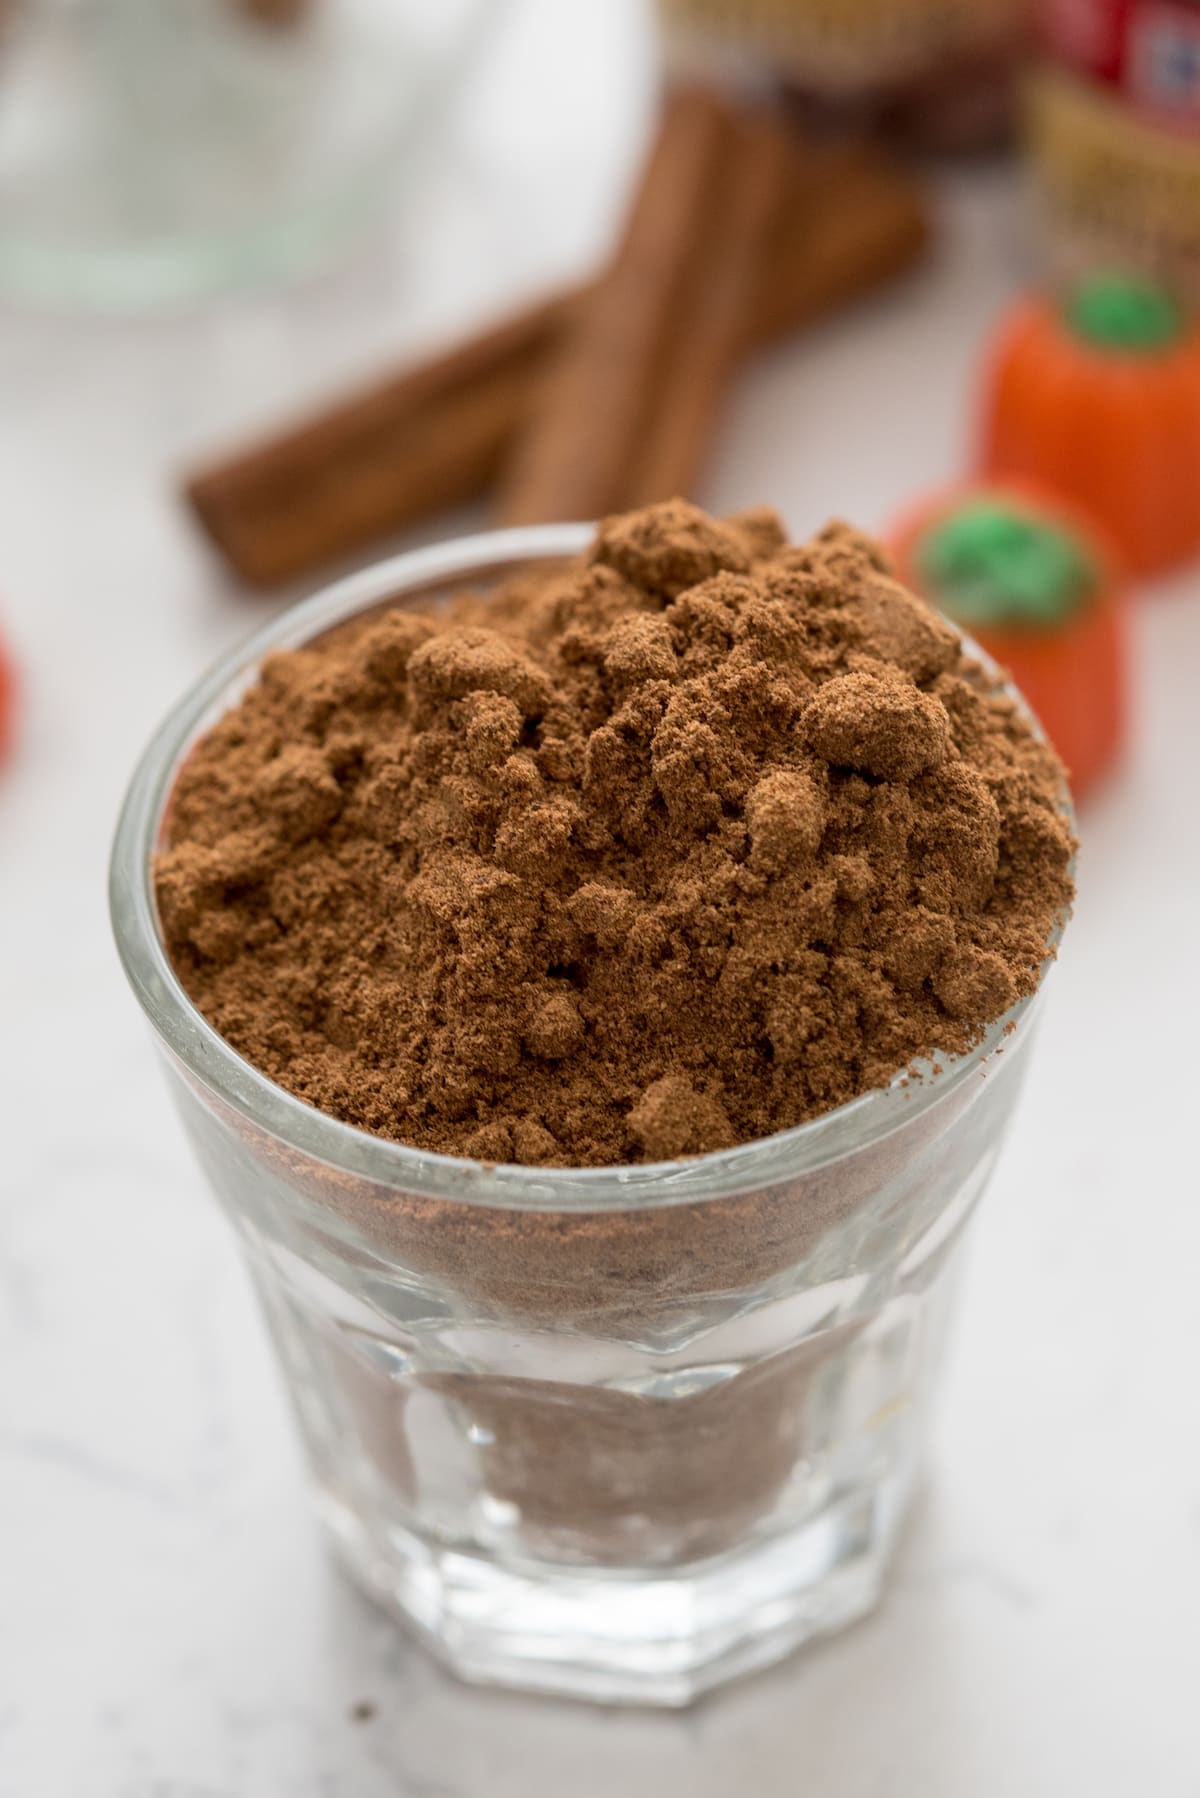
left=157, top=500, right=1074, bottom=1166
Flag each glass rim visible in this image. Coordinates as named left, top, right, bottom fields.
left=109, top=523, right=1067, bottom=1214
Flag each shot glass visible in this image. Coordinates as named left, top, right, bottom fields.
left=110, top=525, right=1068, bottom=1706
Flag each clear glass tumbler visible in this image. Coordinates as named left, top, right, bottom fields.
left=110, top=526, right=1066, bottom=1706
left=0, top=0, right=498, bottom=309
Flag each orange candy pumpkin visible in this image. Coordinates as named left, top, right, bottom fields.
left=0, top=625, right=13, bottom=766
left=980, top=278, right=1200, bottom=576
left=890, top=480, right=1127, bottom=802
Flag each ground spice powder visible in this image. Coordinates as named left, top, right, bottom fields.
left=158, top=500, right=1074, bottom=1168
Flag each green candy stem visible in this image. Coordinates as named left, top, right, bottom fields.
left=916, top=500, right=1098, bottom=632
left=1065, top=275, right=1184, bottom=352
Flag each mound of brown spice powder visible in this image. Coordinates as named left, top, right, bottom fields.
left=157, top=500, right=1074, bottom=1168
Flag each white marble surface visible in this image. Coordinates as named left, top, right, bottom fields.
left=3, top=4, right=1200, bottom=1793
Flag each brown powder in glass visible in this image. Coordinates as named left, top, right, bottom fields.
left=156, top=500, right=1074, bottom=1169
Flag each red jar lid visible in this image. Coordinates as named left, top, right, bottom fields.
left=1041, top=0, right=1200, bottom=129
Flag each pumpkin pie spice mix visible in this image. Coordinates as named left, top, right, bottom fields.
left=159, top=501, right=1073, bottom=1170
left=154, top=499, right=1073, bottom=1554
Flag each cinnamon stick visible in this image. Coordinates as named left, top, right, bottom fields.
left=751, top=151, right=928, bottom=347
left=186, top=292, right=572, bottom=588
left=620, top=110, right=795, bottom=513
left=184, top=123, right=927, bottom=585
left=495, top=87, right=737, bottom=528
left=506, top=135, right=928, bottom=523
left=236, top=0, right=311, bottom=26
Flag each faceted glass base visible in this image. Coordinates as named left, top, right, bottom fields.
left=319, top=1470, right=912, bottom=1707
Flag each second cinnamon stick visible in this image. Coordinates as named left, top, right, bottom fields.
left=498, top=126, right=928, bottom=525
left=621, top=110, right=795, bottom=513
left=495, top=87, right=737, bottom=528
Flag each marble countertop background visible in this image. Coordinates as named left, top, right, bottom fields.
left=3, top=3, right=1199, bottom=1793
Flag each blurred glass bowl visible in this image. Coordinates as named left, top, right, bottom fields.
left=0, top=0, right=501, bottom=310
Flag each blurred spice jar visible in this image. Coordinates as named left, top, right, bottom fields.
left=658, top=0, right=1032, bottom=152
left=1029, top=0, right=1200, bottom=298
